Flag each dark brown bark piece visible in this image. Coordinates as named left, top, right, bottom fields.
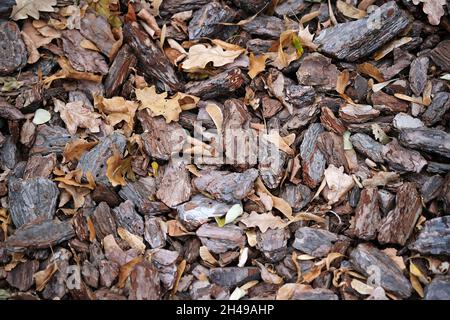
left=256, top=228, right=290, bottom=263
left=428, top=40, right=450, bottom=71
left=349, top=243, right=412, bottom=298
left=8, top=177, right=59, bottom=228
left=425, top=276, right=450, bottom=300
left=421, top=175, right=444, bottom=204
left=104, top=45, right=137, bottom=98
left=0, top=136, right=18, bottom=170
left=377, top=182, right=422, bottom=246
left=296, top=53, right=339, bottom=91
left=91, top=183, right=121, bottom=208
left=160, top=0, right=210, bottom=16
left=112, top=200, right=144, bottom=236
left=258, top=140, right=287, bottom=189
left=409, top=216, right=450, bottom=256
left=421, top=92, right=450, bottom=126
left=77, top=132, right=127, bottom=185
left=61, top=29, right=108, bottom=75
left=409, top=56, right=429, bottom=96
left=350, top=133, right=384, bottom=163
left=80, top=12, right=118, bottom=58
left=188, top=2, right=236, bottom=40
left=0, top=100, right=24, bottom=120
left=192, top=168, right=258, bottom=203
left=378, top=189, right=395, bottom=215
left=398, top=128, right=450, bottom=159
left=242, top=15, right=294, bottom=39
left=156, top=160, right=192, bottom=208
left=30, top=125, right=72, bottom=156
left=23, top=153, right=56, bottom=179
left=280, top=183, right=312, bottom=212
left=144, top=216, right=166, bottom=249
left=370, top=90, right=409, bottom=113
left=317, top=131, right=349, bottom=172
left=274, top=0, right=308, bottom=16
left=320, top=107, right=346, bottom=135
left=196, top=223, right=246, bottom=254
left=92, top=202, right=117, bottom=241
left=119, top=177, right=170, bottom=215
left=262, top=96, right=283, bottom=118
left=231, top=0, right=271, bottom=13
left=299, top=123, right=326, bottom=188
left=6, top=260, right=39, bottom=291
left=353, top=188, right=381, bottom=240
left=0, top=21, right=27, bottom=75
left=129, top=260, right=161, bottom=300
left=339, top=104, right=380, bottom=124
left=293, top=227, right=348, bottom=258
left=138, top=110, right=186, bottom=161
left=124, top=22, right=182, bottom=93
left=5, top=219, right=75, bottom=252
left=289, top=285, right=338, bottom=300
left=177, top=194, right=233, bottom=231
left=382, top=139, right=427, bottom=173
left=209, top=267, right=260, bottom=288
left=314, top=2, right=409, bottom=62
left=185, top=68, right=245, bottom=100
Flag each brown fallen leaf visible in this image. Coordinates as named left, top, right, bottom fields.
left=240, top=211, right=286, bottom=233
left=254, top=260, right=284, bottom=285
left=255, top=178, right=293, bottom=219
left=43, top=58, right=103, bottom=87
left=412, top=0, right=446, bottom=26
left=373, top=37, right=412, bottom=61
left=351, top=279, right=374, bottom=295
left=336, top=0, right=366, bottom=19
left=166, top=220, right=195, bottom=237
left=172, top=260, right=187, bottom=295
left=382, top=248, right=406, bottom=271
left=199, top=246, right=218, bottom=266
left=34, top=262, right=58, bottom=291
left=323, top=165, right=355, bottom=204
left=106, top=153, right=131, bottom=187
left=58, top=182, right=90, bottom=210
left=53, top=99, right=102, bottom=135
left=87, top=216, right=96, bottom=242
left=268, top=30, right=303, bottom=69
left=205, top=103, right=223, bottom=134
left=94, top=96, right=138, bottom=136
left=11, top=0, right=57, bottom=20
left=63, top=139, right=98, bottom=163
left=357, top=63, right=385, bottom=83
left=248, top=53, right=267, bottom=79
left=117, top=256, right=142, bottom=288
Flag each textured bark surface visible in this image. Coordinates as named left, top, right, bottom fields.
left=196, top=224, right=246, bottom=254
left=314, top=2, right=410, bottom=61
left=353, top=188, right=381, bottom=240
left=398, top=128, right=450, bottom=159
left=104, top=45, right=137, bottom=98
left=350, top=243, right=412, bottom=298
left=409, top=216, right=450, bottom=256
left=377, top=183, right=422, bottom=246
left=0, top=21, right=27, bottom=75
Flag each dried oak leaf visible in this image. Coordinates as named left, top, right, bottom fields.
left=54, top=99, right=102, bottom=135
left=268, top=30, right=303, bottom=70
left=135, top=86, right=199, bottom=123
left=11, top=0, right=57, bottom=20
left=240, top=212, right=286, bottom=233
left=94, top=96, right=138, bottom=136
left=63, top=139, right=98, bottom=163
left=412, top=0, right=446, bottom=26
left=181, top=44, right=244, bottom=71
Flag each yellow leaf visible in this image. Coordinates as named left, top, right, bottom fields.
left=326, top=252, right=344, bottom=270
left=248, top=53, right=267, bottom=79
left=410, top=273, right=424, bottom=298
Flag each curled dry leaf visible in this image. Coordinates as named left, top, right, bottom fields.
left=172, top=260, right=187, bottom=295
left=117, top=256, right=142, bottom=288
left=240, top=211, right=286, bottom=233
left=53, top=99, right=102, bottom=135
left=199, top=246, right=218, bottom=266
left=106, top=153, right=131, bottom=187
left=255, top=178, right=293, bottom=219
left=34, top=262, right=58, bottom=291
left=181, top=44, right=244, bottom=71
left=357, top=63, right=385, bottom=82
left=268, top=30, right=303, bottom=70
left=373, top=37, right=412, bottom=61
left=255, top=260, right=284, bottom=285
left=205, top=103, right=223, bottom=134
left=297, top=25, right=318, bottom=51
left=351, top=279, right=374, bottom=295
left=336, top=0, right=367, bottom=19
left=323, top=165, right=355, bottom=204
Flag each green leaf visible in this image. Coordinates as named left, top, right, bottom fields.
left=343, top=131, right=353, bottom=150
left=292, top=35, right=304, bottom=56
